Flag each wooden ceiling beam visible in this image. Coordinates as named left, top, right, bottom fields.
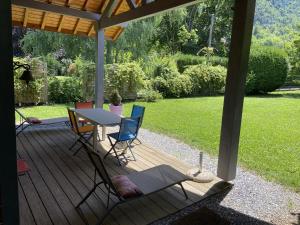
left=12, top=0, right=101, bottom=21
left=112, top=27, right=124, bottom=40
left=23, top=8, right=29, bottom=26
left=73, top=18, right=80, bottom=34
left=101, top=0, right=119, bottom=18
left=82, top=0, right=89, bottom=10
left=99, top=0, right=199, bottom=28
left=126, top=0, right=137, bottom=9
left=88, top=23, right=95, bottom=36
left=41, top=12, right=48, bottom=29
left=57, top=15, right=65, bottom=32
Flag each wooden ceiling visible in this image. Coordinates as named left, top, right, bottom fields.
left=11, top=0, right=137, bottom=40
left=11, top=0, right=199, bottom=40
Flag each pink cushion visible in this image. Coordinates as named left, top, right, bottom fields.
left=26, top=117, right=42, bottom=124
left=17, top=159, right=30, bottom=175
left=111, top=175, right=143, bottom=199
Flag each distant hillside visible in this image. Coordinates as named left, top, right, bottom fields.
left=255, top=0, right=300, bottom=28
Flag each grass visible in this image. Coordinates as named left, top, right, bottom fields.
left=16, top=90, right=300, bottom=192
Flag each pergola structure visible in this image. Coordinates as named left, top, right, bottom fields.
left=0, top=0, right=256, bottom=224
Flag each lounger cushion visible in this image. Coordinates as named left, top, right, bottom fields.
left=26, top=117, right=42, bottom=124
left=111, top=175, right=143, bottom=199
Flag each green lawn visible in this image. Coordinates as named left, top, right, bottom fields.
left=17, top=91, right=300, bottom=192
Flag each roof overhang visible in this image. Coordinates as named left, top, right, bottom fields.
left=11, top=0, right=200, bottom=40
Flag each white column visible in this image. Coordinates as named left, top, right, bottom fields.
left=217, top=0, right=256, bottom=181
left=95, top=25, right=105, bottom=108
left=95, top=25, right=106, bottom=141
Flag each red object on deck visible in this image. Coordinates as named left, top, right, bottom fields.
left=17, top=159, right=29, bottom=175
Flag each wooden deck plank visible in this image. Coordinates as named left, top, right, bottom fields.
left=18, top=181, right=37, bottom=225
left=35, top=128, right=121, bottom=225
left=53, top=128, right=163, bottom=225
left=18, top=131, right=95, bottom=225
left=17, top=127, right=229, bottom=225
left=17, top=139, right=71, bottom=225
left=53, top=128, right=183, bottom=224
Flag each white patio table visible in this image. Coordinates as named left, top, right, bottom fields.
left=74, top=108, right=121, bottom=150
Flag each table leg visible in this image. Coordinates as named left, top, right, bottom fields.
left=93, top=125, right=98, bottom=151
left=102, top=126, right=106, bottom=141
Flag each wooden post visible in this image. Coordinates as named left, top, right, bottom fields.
left=217, top=0, right=256, bottom=181
left=95, top=25, right=105, bottom=108
left=0, top=0, right=20, bottom=224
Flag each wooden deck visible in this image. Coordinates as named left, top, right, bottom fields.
left=17, top=126, right=230, bottom=225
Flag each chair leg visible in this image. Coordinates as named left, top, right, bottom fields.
left=179, top=183, right=188, bottom=199
left=16, top=124, right=30, bottom=136
left=97, top=202, right=120, bottom=225
left=126, top=141, right=136, bottom=161
left=106, top=186, right=111, bottom=208
left=76, top=181, right=103, bottom=208
left=69, top=137, right=80, bottom=151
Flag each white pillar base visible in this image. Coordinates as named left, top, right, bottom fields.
left=186, top=168, right=214, bottom=183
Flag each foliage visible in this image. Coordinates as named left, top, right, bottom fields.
left=14, top=57, right=47, bottom=105
left=137, top=89, right=163, bottom=102
left=175, top=54, right=228, bottom=73
left=42, top=54, right=62, bottom=76
left=152, top=58, right=179, bottom=79
left=246, top=46, right=289, bottom=94
left=108, top=90, right=122, bottom=106
left=48, top=76, right=82, bottom=103
left=105, top=62, right=145, bottom=100
left=21, top=30, right=96, bottom=60
left=183, top=64, right=226, bottom=95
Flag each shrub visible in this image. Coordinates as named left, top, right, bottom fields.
left=175, top=54, right=228, bottom=73
left=42, top=54, right=63, bottom=76
left=14, top=57, right=48, bottom=105
left=183, top=65, right=227, bottom=96
left=152, top=58, right=179, bottom=79
left=105, top=62, right=145, bottom=100
left=109, top=89, right=122, bottom=106
left=246, top=46, right=289, bottom=94
left=153, top=75, right=192, bottom=98
left=48, top=76, right=82, bottom=103
left=137, top=89, right=163, bottom=102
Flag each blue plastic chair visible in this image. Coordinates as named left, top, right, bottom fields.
left=104, top=117, right=140, bottom=165
left=130, top=105, right=145, bottom=144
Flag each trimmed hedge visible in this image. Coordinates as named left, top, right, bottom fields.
left=183, top=65, right=227, bottom=96
left=246, top=46, right=289, bottom=94
left=174, top=54, right=228, bottom=73
left=152, top=75, right=192, bottom=98
left=48, top=76, right=82, bottom=103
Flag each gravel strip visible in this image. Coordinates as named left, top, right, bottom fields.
left=137, top=128, right=300, bottom=225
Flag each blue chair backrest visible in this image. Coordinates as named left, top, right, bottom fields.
left=118, top=117, right=140, bottom=141
left=131, top=105, right=145, bottom=127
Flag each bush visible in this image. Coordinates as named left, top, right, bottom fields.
left=153, top=58, right=179, bottom=79
left=152, top=75, right=192, bottom=98
left=137, top=89, right=163, bottom=102
left=42, top=54, right=63, bottom=76
left=14, top=57, right=48, bottom=105
left=105, top=62, right=145, bottom=100
left=246, top=46, right=289, bottom=94
left=183, top=65, right=227, bottom=96
left=175, top=54, right=228, bottom=73
left=48, top=76, right=82, bottom=103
